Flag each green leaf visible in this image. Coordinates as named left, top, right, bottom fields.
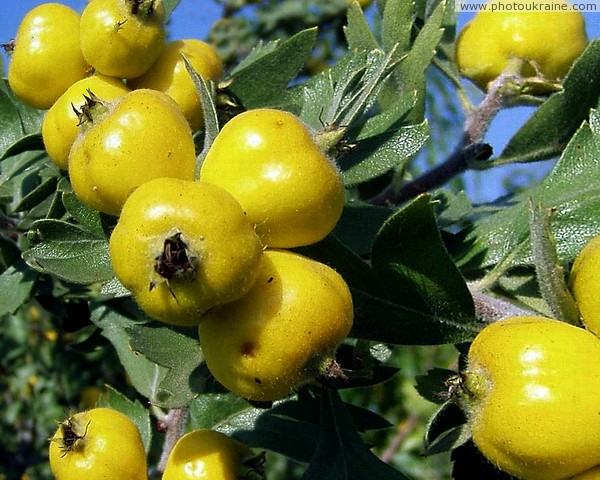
left=344, top=2, right=379, bottom=51
left=332, top=204, right=393, bottom=256
left=190, top=393, right=258, bottom=431
left=0, top=79, right=44, bottom=158
left=23, top=220, right=114, bottom=284
left=301, top=389, right=410, bottom=480
left=381, top=0, right=415, bottom=55
left=227, top=28, right=318, bottom=109
left=62, top=192, right=115, bottom=237
left=498, top=39, right=600, bottom=164
left=128, top=323, right=204, bottom=408
left=0, top=261, right=36, bottom=316
left=194, top=393, right=320, bottom=462
left=13, top=176, right=58, bottom=212
left=460, top=108, right=600, bottom=271
left=97, top=385, right=153, bottom=454
left=423, top=401, right=469, bottom=455
left=297, top=50, right=369, bottom=129
left=182, top=55, right=219, bottom=176
left=91, top=304, right=171, bottom=405
left=162, top=0, right=181, bottom=20
left=1, top=134, right=45, bottom=162
left=394, top=0, right=446, bottom=118
left=341, top=120, right=429, bottom=185
left=528, top=200, right=579, bottom=323
left=369, top=195, right=476, bottom=342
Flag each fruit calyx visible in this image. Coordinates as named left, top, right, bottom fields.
left=150, top=231, right=199, bottom=296
left=53, top=415, right=90, bottom=457
left=128, top=0, right=162, bottom=18
left=73, top=89, right=110, bottom=127
left=1, top=39, right=15, bottom=55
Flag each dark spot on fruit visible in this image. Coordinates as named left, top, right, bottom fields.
left=241, top=342, right=255, bottom=357
left=254, top=378, right=262, bottom=384
left=267, top=276, right=273, bottom=283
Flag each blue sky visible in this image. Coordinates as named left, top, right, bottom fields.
left=1, top=1, right=598, bottom=203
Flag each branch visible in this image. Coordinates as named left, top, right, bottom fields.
left=369, top=142, right=492, bottom=206
left=369, top=59, right=526, bottom=207
left=155, top=407, right=190, bottom=474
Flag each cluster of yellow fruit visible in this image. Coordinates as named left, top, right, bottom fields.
left=455, top=0, right=587, bottom=92
left=109, top=107, right=354, bottom=403
left=456, top=233, right=600, bottom=480
left=8, top=0, right=354, bottom=402
left=49, top=408, right=265, bottom=480
left=9, top=0, right=222, bottom=204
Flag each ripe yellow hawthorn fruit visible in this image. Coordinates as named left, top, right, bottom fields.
left=455, top=0, right=587, bottom=91
left=8, top=3, right=89, bottom=109
left=460, top=316, right=600, bottom=480
left=567, top=466, right=600, bottom=480
left=49, top=408, right=147, bottom=480
left=200, top=108, right=345, bottom=248
left=162, top=430, right=265, bottom=480
left=42, top=75, right=130, bottom=170
left=109, top=178, right=263, bottom=326
left=570, top=234, right=600, bottom=337
left=199, top=249, right=353, bottom=401
left=79, top=0, right=166, bottom=79
left=69, top=89, right=196, bottom=216
left=129, top=39, right=223, bottom=132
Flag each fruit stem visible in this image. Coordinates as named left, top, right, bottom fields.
left=156, top=407, right=189, bottom=473
left=468, top=284, right=540, bottom=323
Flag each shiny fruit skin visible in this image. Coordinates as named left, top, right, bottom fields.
left=109, top=178, right=263, bottom=326
left=199, top=250, right=353, bottom=401
left=129, top=39, right=223, bottom=132
left=455, top=0, right=587, bottom=91
left=162, top=430, right=254, bottom=480
left=462, top=316, right=600, bottom=480
left=79, top=0, right=166, bottom=79
left=68, top=89, right=196, bottom=216
left=42, top=75, right=129, bottom=170
left=200, top=109, right=344, bottom=248
left=49, top=407, right=147, bottom=480
left=570, top=234, right=600, bottom=337
left=8, top=3, right=89, bottom=109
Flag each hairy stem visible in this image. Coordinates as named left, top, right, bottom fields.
left=156, top=407, right=189, bottom=473
left=469, top=285, right=539, bottom=323
left=369, top=59, right=525, bottom=207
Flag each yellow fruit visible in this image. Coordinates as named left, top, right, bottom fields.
left=42, top=75, right=129, bottom=170
left=461, top=316, right=600, bottom=480
left=200, top=108, right=344, bottom=248
left=8, top=3, right=89, bottom=109
left=109, top=178, right=264, bottom=326
left=568, top=466, right=600, bottom=480
left=68, top=89, right=196, bottom=216
left=129, top=39, right=223, bottom=132
left=455, top=0, right=587, bottom=91
left=570, top=234, right=600, bottom=337
left=49, top=408, right=147, bottom=480
left=162, top=430, right=264, bottom=480
left=79, top=0, right=166, bottom=79
left=199, top=249, right=353, bottom=401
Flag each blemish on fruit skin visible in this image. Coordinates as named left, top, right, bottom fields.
left=254, top=378, right=262, bottom=384
left=241, top=342, right=256, bottom=357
